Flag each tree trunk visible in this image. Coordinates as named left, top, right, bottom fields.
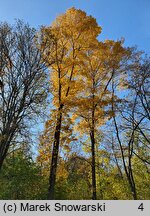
left=128, top=166, right=137, bottom=200
left=48, top=104, right=63, bottom=199
left=90, top=94, right=97, bottom=200
left=0, top=139, right=9, bottom=172
left=130, top=181, right=137, bottom=200
left=90, top=129, right=97, bottom=200
left=111, top=80, right=137, bottom=200
left=90, top=80, right=97, bottom=200
left=0, top=155, right=5, bottom=171
left=127, top=176, right=137, bottom=200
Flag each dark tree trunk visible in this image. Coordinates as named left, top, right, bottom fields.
left=90, top=79, right=97, bottom=200
left=111, top=79, right=137, bottom=200
left=127, top=176, right=137, bottom=200
left=128, top=165, right=137, bottom=200
left=90, top=129, right=97, bottom=200
left=130, top=180, right=137, bottom=200
left=0, top=138, right=10, bottom=172
left=0, top=155, right=5, bottom=171
left=48, top=104, right=63, bottom=200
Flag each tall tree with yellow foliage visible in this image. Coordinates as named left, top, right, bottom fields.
left=72, top=40, right=130, bottom=199
left=39, top=7, right=101, bottom=199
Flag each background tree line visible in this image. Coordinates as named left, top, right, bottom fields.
left=0, top=8, right=149, bottom=200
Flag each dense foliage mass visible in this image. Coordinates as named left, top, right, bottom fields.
left=0, top=8, right=149, bottom=200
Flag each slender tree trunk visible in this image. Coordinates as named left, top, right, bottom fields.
left=130, top=178, right=137, bottom=200
left=111, top=79, right=137, bottom=200
left=90, top=90, right=97, bottom=200
left=126, top=173, right=137, bottom=200
left=89, top=79, right=97, bottom=200
left=48, top=104, right=63, bottom=200
left=0, top=156, right=5, bottom=171
left=113, top=115, right=137, bottom=200
left=90, top=129, right=97, bottom=200
left=0, top=139, right=9, bottom=172
left=128, top=162, right=137, bottom=200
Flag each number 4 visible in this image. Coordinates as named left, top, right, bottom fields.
left=138, top=203, right=144, bottom=211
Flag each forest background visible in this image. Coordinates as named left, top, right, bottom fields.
left=0, top=0, right=150, bottom=200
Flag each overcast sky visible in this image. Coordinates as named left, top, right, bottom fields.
left=0, top=0, right=150, bottom=53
